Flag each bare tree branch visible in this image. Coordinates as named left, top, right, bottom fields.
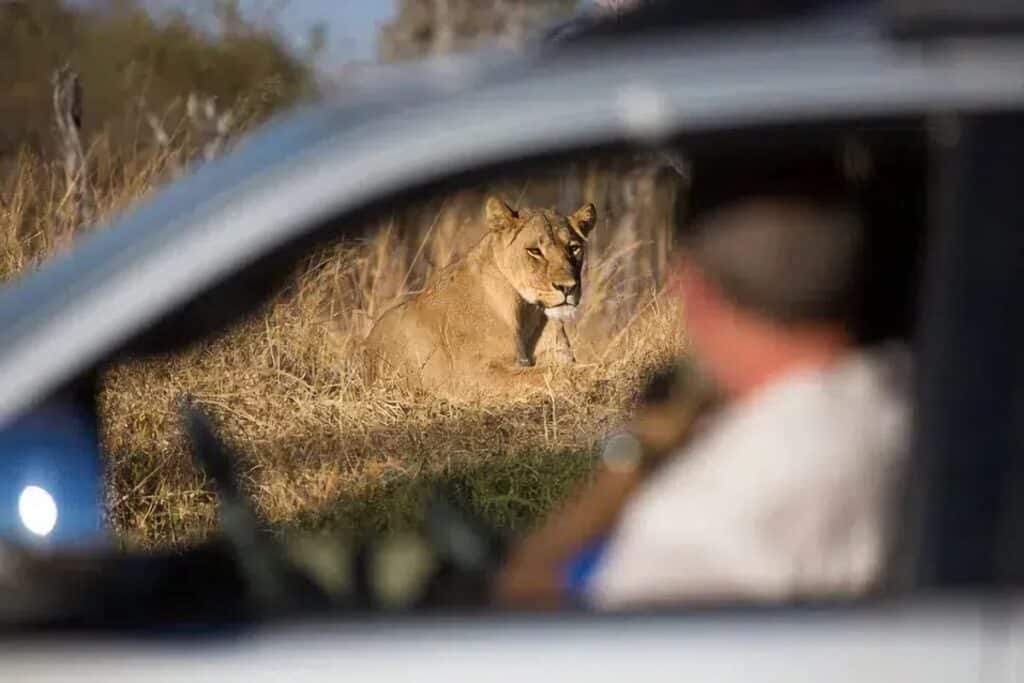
left=52, top=64, right=95, bottom=240
left=187, top=93, right=235, bottom=164
left=432, top=0, right=456, bottom=55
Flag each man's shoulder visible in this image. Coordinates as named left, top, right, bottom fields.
left=742, top=342, right=912, bottom=433
left=651, top=342, right=914, bottom=487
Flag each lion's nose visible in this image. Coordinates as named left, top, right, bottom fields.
left=553, top=281, right=579, bottom=304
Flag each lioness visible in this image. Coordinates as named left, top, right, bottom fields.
left=365, top=196, right=597, bottom=398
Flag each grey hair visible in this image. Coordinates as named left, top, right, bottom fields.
left=681, top=199, right=864, bottom=324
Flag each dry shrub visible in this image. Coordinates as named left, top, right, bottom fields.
left=0, top=138, right=179, bottom=279
left=0, top=0, right=313, bottom=161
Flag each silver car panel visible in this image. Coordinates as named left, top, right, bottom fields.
left=0, top=600, right=1005, bottom=682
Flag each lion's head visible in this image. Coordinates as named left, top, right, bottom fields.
left=485, top=196, right=597, bottom=320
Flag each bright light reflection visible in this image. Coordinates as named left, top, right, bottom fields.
left=18, top=485, right=58, bottom=537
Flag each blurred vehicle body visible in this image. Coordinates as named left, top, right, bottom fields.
left=0, top=0, right=1023, bottom=679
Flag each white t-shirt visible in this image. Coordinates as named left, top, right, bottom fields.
left=586, top=344, right=914, bottom=609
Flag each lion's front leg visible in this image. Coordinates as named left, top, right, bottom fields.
left=515, top=313, right=546, bottom=367
left=481, top=361, right=555, bottom=394
left=516, top=335, right=536, bottom=367
left=550, top=321, right=575, bottom=366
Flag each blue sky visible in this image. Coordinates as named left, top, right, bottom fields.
left=237, top=1, right=398, bottom=64
left=133, top=1, right=399, bottom=65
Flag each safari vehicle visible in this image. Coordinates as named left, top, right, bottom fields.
left=1, top=0, right=1024, bottom=679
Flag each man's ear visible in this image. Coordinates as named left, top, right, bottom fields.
left=569, top=203, right=597, bottom=240
left=673, top=253, right=720, bottom=324
left=485, top=196, right=518, bottom=232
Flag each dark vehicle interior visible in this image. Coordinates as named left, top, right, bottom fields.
left=1, top=0, right=1023, bottom=637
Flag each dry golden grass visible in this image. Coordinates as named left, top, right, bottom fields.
left=2, top=138, right=686, bottom=551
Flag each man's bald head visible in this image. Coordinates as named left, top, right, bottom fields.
left=680, top=198, right=864, bottom=325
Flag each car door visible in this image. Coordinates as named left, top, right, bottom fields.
left=0, top=20, right=1023, bottom=682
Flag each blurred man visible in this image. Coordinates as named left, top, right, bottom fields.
left=494, top=190, right=913, bottom=610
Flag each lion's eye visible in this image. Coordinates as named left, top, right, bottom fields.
left=527, top=247, right=543, bottom=258
left=569, top=244, right=583, bottom=257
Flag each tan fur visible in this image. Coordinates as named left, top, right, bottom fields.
left=365, top=196, right=597, bottom=400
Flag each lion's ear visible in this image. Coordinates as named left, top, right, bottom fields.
left=569, top=203, right=597, bottom=240
left=485, top=196, right=518, bottom=232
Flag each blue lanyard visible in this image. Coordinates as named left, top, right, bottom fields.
left=561, top=536, right=611, bottom=602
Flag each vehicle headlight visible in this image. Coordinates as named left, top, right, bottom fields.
left=18, top=485, right=58, bottom=537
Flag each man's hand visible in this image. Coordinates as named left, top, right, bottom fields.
left=493, top=464, right=644, bottom=609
